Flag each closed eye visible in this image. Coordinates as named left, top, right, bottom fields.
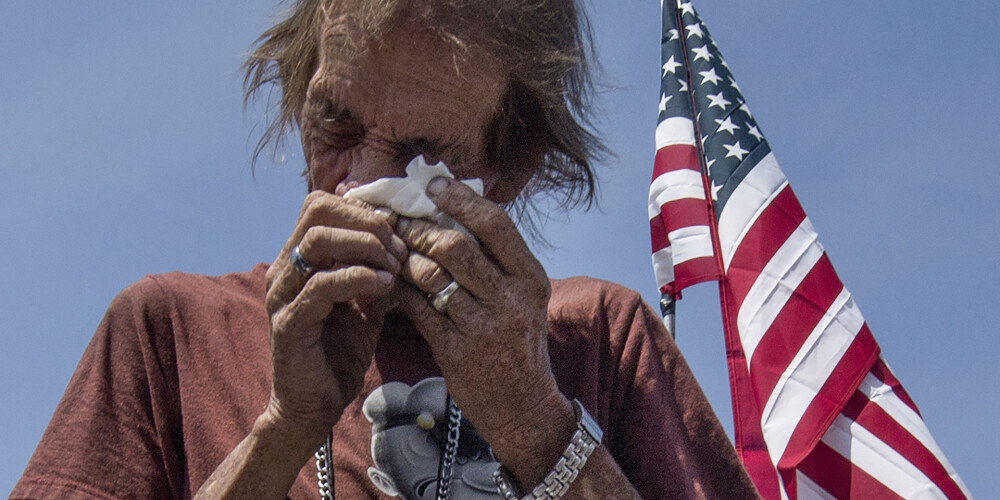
left=395, top=137, right=443, bottom=165
left=318, top=116, right=364, bottom=150
left=309, top=102, right=365, bottom=150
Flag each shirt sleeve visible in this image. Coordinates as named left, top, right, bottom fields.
left=603, top=290, right=760, bottom=499
left=11, top=277, right=185, bottom=500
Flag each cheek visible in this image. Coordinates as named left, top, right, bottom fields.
left=307, top=147, right=363, bottom=194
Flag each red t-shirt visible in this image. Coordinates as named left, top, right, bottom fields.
left=12, top=264, right=758, bottom=499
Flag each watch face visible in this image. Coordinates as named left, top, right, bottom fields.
left=573, top=399, right=604, bottom=444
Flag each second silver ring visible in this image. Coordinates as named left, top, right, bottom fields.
left=430, top=281, right=461, bottom=314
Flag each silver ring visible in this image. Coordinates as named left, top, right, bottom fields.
left=430, top=281, right=461, bottom=314
left=289, top=245, right=315, bottom=276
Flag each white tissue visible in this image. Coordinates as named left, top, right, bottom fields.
left=343, top=155, right=483, bottom=229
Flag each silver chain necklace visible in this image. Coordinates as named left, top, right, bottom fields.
left=315, top=432, right=334, bottom=500
left=315, top=395, right=463, bottom=500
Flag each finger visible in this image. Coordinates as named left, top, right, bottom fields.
left=400, top=252, right=454, bottom=294
left=290, top=191, right=407, bottom=262
left=275, top=266, right=395, bottom=330
left=298, top=226, right=402, bottom=275
left=268, top=193, right=405, bottom=310
left=396, top=284, right=463, bottom=350
left=395, top=217, right=503, bottom=298
left=423, top=177, right=543, bottom=279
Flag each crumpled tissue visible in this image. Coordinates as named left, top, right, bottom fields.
left=344, top=155, right=483, bottom=231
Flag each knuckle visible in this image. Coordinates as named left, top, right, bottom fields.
left=265, top=288, right=286, bottom=316
left=304, top=189, right=327, bottom=206
left=298, top=226, right=323, bottom=254
left=360, top=231, right=381, bottom=248
left=411, top=259, right=443, bottom=285
left=265, top=265, right=280, bottom=288
left=433, top=231, right=471, bottom=255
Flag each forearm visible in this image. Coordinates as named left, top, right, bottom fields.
left=194, top=411, right=327, bottom=499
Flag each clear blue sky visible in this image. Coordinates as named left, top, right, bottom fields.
left=2, top=1, right=997, bottom=495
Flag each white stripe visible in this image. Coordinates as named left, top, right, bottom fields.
left=796, top=471, right=837, bottom=500
left=759, top=289, right=863, bottom=464
left=823, top=414, right=949, bottom=500
left=655, top=116, right=697, bottom=149
left=652, top=246, right=675, bottom=288
left=859, top=372, right=972, bottom=498
left=668, top=225, right=714, bottom=265
left=716, top=152, right=788, bottom=269
left=737, top=217, right=823, bottom=358
left=648, top=169, right=706, bottom=218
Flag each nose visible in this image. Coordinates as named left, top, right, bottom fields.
left=314, top=143, right=412, bottom=195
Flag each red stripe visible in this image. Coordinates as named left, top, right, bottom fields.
left=653, top=143, right=700, bottom=179
left=674, top=256, right=721, bottom=292
left=650, top=215, right=670, bottom=253
left=869, top=357, right=919, bottom=416
left=798, top=440, right=904, bottom=500
left=722, top=289, right=784, bottom=500
left=726, top=186, right=807, bottom=309
left=749, top=254, right=844, bottom=406
left=776, top=325, right=879, bottom=469
left=843, top=390, right=966, bottom=500
left=657, top=197, right=713, bottom=234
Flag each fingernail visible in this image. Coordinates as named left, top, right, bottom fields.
left=396, top=217, right=410, bottom=233
left=427, top=177, right=449, bottom=196
left=376, top=270, right=393, bottom=285
left=390, top=234, right=407, bottom=258
left=374, top=207, right=394, bottom=217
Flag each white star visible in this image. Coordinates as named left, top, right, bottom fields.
left=662, top=55, right=682, bottom=76
left=691, top=45, right=713, bottom=62
left=658, top=93, right=671, bottom=113
left=677, top=78, right=689, bottom=92
left=685, top=23, right=704, bottom=39
left=740, top=103, right=753, bottom=117
left=720, top=58, right=730, bottom=70
left=723, top=141, right=749, bottom=161
left=728, top=76, right=742, bottom=93
left=714, top=116, right=740, bottom=135
left=699, top=67, right=723, bottom=86
left=678, top=1, right=695, bottom=16
left=707, top=92, right=731, bottom=110
left=748, top=124, right=763, bottom=141
left=668, top=29, right=680, bottom=41
left=706, top=158, right=716, bottom=172
left=711, top=181, right=723, bottom=200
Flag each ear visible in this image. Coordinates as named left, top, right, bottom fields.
left=368, top=467, right=401, bottom=497
left=482, top=78, right=548, bottom=204
left=486, top=149, right=543, bottom=204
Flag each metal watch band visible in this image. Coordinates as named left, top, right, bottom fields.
left=494, top=399, right=603, bottom=499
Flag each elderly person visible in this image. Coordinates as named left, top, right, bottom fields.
left=13, top=0, right=758, bottom=499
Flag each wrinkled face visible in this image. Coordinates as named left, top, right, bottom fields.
left=300, top=18, right=512, bottom=200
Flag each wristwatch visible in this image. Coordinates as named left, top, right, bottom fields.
left=494, top=399, right=604, bottom=499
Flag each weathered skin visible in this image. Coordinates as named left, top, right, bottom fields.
left=195, top=19, right=640, bottom=500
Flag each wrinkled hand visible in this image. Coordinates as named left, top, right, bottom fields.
left=264, top=191, right=408, bottom=436
left=394, top=177, right=573, bottom=472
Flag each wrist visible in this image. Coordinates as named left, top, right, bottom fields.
left=487, top=389, right=576, bottom=488
left=255, top=404, right=332, bottom=461
left=494, top=399, right=605, bottom=499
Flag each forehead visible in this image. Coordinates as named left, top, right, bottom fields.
left=314, top=16, right=507, bottom=148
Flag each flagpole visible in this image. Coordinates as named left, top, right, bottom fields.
left=659, top=295, right=676, bottom=338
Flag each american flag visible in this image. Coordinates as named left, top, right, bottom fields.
left=648, top=2, right=970, bottom=498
